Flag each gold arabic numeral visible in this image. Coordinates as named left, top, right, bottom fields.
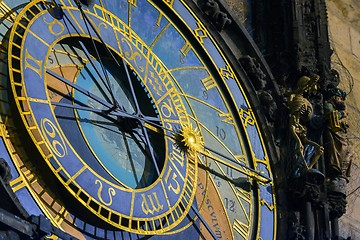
left=164, top=166, right=181, bottom=194
left=25, top=50, right=43, bottom=78
left=233, top=218, right=250, bottom=239
left=201, top=75, right=217, bottom=91
left=141, top=192, right=164, bottom=215
left=95, top=179, right=116, bottom=207
left=43, top=16, right=65, bottom=36
left=180, top=41, right=191, bottom=63
left=40, top=118, right=67, bottom=158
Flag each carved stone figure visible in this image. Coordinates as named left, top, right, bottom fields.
left=323, top=88, right=352, bottom=180
left=199, top=0, right=232, bottom=31
left=287, top=75, right=324, bottom=168
left=239, top=55, right=267, bottom=90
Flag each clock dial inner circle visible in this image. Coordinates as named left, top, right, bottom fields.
left=48, top=38, right=165, bottom=188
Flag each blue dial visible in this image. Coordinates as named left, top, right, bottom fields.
left=1, top=0, right=277, bottom=239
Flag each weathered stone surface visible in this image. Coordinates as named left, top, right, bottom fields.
left=327, top=0, right=360, bottom=237
left=220, top=0, right=360, bottom=237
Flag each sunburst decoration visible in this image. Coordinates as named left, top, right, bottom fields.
left=174, top=124, right=203, bottom=154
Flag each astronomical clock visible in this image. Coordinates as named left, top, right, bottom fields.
left=0, top=0, right=278, bottom=239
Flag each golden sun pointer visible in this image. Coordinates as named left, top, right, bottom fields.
left=174, top=125, right=203, bottom=153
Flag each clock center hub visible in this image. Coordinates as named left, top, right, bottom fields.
left=116, top=115, right=141, bottom=132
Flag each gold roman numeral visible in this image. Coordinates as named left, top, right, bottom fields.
left=180, top=41, right=192, bottom=57
left=128, top=0, right=137, bottom=6
left=156, top=0, right=174, bottom=26
left=239, top=108, right=255, bottom=127
left=218, top=112, right=234, bottom=124
left=201, top=75, right=216, bottom=90
left=194, top=22, right=208, bottom=44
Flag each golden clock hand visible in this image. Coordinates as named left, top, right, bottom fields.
left=199, top=148, right=271, bottom=185
left=173, top=125, right=272, bottom=185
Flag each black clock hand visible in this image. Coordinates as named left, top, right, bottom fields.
left=76, top=4, right=119, bottom=107
left=122, top=58, right=141, bottom=115
left=191, top=205, right=219, bottom=240
left=138, top=121, right=161, bottom=175
left=77, top=40, right=117, bottom=106
left=75, top=1, right=148, bottom=117
left=121, top=131, right=143, bottom=187
left=47, top=69, right=114, bottom=110
left=49, top=65, right=269, bottom=183
left=51, top=101, right=133, bottom=119
left=75, top=1, right=126, bottom=103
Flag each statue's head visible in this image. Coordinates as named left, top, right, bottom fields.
left=297, top=74, right=319, bottom=93
left=332, top=88, right=347, bottom=100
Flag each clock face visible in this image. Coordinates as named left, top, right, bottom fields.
left=0, top=0, right=276, bottom=239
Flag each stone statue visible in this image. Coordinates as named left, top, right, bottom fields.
left=323, top=88, right=352, bottom=180
left=287, top=75, right=324, bottom=169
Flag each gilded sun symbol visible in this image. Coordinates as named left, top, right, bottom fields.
left=174, top=124, right=203, bottom=153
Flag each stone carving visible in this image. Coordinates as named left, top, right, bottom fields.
left=239, top=55, right=267, bottom=91
left=287, top=212, right=306, bottom=240
left=239, top=55, right=278, bottom=122
left=287, top=75, right=324, bottom=169
left=198, top=0, right=232, bottom=31
left=323, top=87, right=352, bottom=181
left=323, top=87, right=351, bottom=219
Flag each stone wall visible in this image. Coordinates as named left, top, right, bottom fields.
left=327, top=0, right=360, bottom=238
left=221, top=0, right=360, bottom=237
